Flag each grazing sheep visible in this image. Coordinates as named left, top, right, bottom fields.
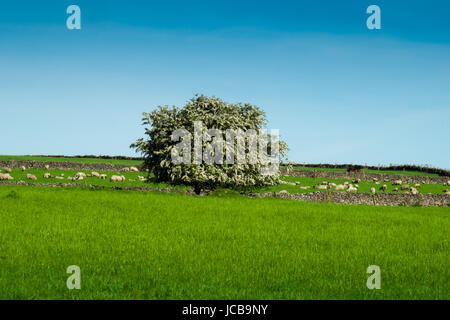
left=393, top=187, right=399, bottom=192
left=61, top=173, right=64, bottom=177
left=392, top=180, right=402, bottom=186
left=55, top=176, right=64, bottom=180
left=415, top=184, right=420, bottom=188
left=401, top=184, right=409, bottom=191
left=344, top=181, right=349, bottom=186
left=379, top=184, right=387, bottom=192
left=91, top=172, right=100, bottom=178
left=21, top=166, right=26, bottom=171
left=353, top=179, right=361, bottom=183
left=110, top=175, right=125, bottom=182
left=335, top=184, right=345, bottom=191
left=3, top=167, right=12, bottom=173
left=26, top=174, right=37, bottom=180
left=75, top=172, right=87, bottom=179
left=321, top=181, right=328, bottom=185
left=375, top=181, right=380, bottom=185
left=45, top=165, right=49, bottom=170
left=99, top=174, right=107, bottom=179
left=74, top=175, right=84, bottom=181
left=138, top=175, right=146, bottom=182
left=373, top=178, right=378, bottom=182
left=316, top=185, right=328, bottom=190
left=329, top=183, right=336, bottom=187
left=444, top=189, right=450, bottom=195
left=300, top=186, right=310, bottom=190
left=447, top=181, right=450, bottom=186
left=121, top=167, right=130, bottom=172
left=279, top=180, right=296, bottom=186
left=43, top=173, right=51, bottom=179
left=0, top=173, right=14, bottom=180
left=370, top=187, right=376, bottom=194
left=355, top=184, right=359, bottom=188
left=347, top=186, right=358, bottom=192
left=278, top=190, right=289, bottom=194
left=67, top=176, right=73, bottom=181
left=410, top=187, right=419, bottom=195
left=130, top=166, right=139, bottom=172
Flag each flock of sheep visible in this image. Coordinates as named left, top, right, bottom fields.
left=1, top=165, right=450, bottom=195
left=0, top=166, right=148, bottom=183
left=280, top=177, right=450, bottom=195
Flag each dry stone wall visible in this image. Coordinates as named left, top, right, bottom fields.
left=0, top=160, right=142, bottom=172
left=248, top=191, right=450, bottom=207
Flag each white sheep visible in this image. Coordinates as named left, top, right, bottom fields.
left=21, top=166, right=26, bottom=171
left=91, top=172, right=100, bottom=177
left=335, top=184, right=345, bottom=191
left=43, top=173, right=51, bottom=179
left=75, top=172, right=87, bottom=179
left=110, top=175, right=125, bottom=182
left=370, top=187, right=376, bottom=194
left=121, top=167, right=130, bottom=172
left=0, top=173, right=14, bottom=180
left=26, top=174, right=37, bottom=180
left=3, top=167, right=12, bottom=173
left=299, top=186, right=310, bottom=190
left=45, top=165, right=50, bottom=170
left=316, top=185, right=328, bottom=190
left=99, top=174, right=107, bottom=179
left=392, top=180, right=402, bottom=186
left=347, top=186, right=358, bottom=192
left=401, top=184, right=409, bottom=191
left=130, top=166, right=139, bottom=172
left=379, top=184, right=387, bottom=192
left=410, top=187, right=419, bottom=195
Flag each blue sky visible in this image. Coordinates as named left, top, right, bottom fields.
left=1, top=0, right=449, bottom=168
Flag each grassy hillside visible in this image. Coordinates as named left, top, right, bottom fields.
left=0, top=186, right=448, bottom=299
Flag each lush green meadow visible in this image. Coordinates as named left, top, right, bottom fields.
left=261, top=176, right=448, bottom=195
left=1, top=168, right=448, bottom=195
left=285, top=166, right=440, bottom=177
left=0, top=186, right=448, bottom=299
left=1, top=155, right=441, bottom=177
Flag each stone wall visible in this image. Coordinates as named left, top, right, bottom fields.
left=0, top=160, right=143, bottom=171
left=247, top=191, right=450, bottom=207
left=281, top=170, right=450, bottom=185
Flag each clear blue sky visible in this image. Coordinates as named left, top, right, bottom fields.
left=1, top=1, right=449, bottom=168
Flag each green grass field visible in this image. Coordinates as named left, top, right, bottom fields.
left=1, top=168, right=448, bottom=195
left=285, top=166, right=440, bottom=177
left=0, top=186, right=448, bottom=299
left=1, top=155, right=443, bottom=177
